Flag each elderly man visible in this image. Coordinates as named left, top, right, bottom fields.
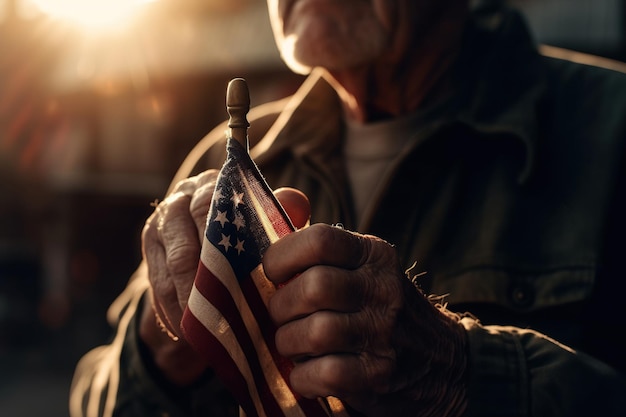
left=71, top=0, right=626, bottom=416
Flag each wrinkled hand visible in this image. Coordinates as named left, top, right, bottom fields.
left=140, top=170, right=311, bottom=385
left=140, top=170, right=219, bottom=384
left=142, top=170, right=219, bottom=341
left=264, top=224, right=468, bottom=417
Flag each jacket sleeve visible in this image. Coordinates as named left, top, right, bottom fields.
left=68, top=263, right=184, bottom=417
left=68, top=262, right=238, bottom=417
left=462, top=317, right=626, bottom=417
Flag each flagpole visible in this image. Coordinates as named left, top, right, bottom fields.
left=226, top=78, right=251, bottom=152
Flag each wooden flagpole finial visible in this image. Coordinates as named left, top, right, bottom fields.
left=226, top=78, right=250, bottom=151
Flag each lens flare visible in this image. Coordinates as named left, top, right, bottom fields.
left=24, top=0, right=156, bottom=31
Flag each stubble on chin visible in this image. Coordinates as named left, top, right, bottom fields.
left=281, top=13, right=388, bottom=74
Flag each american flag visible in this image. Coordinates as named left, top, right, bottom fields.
left=181, top=136, right=350, bottom=417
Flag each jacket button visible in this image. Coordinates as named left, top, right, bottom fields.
left=510, top=283, right=534, bottom=308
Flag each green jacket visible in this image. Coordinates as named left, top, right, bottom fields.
left=70, top=7, right=626, bottom=417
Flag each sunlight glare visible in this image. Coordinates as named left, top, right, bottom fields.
left=25, top=0, right=157, bottom=30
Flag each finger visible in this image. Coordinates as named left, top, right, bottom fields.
left=143, top=193, right=201, bottom=322
left=170, top=170, right=218, bottom=197
left=155, top=274, right=188, bottom=336
left=157, top=193, right=202, bottom=283
left=268, top=266, right=361, bottom=325
left=264, top=224, right=371, bottom=285
left=275, top=311, right=364, bottom=359
left=159, top=226, right=201, bottom=285
left=189, top=181, right=217, bottom=242
left=171, top=172, right=218, bottom=241
left=274, top=187, right=311, bottom=229
left=142, top=235, right=182, bottom=338
left=143, top=226, right=177, bottom=335
left=289, top=353, right=388, bottom=399
left=194, top=169, right=219, bottom=185
left=152, top=289, right=181, bottom=341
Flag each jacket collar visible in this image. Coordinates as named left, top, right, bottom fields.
left=251, top=68, right=342, bottom=165
left=451, top=7, right=546, bottom=183
left=253, top=7, right=546, bottom=184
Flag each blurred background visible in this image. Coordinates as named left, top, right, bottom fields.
left=0, top=0, right=624, bottom=415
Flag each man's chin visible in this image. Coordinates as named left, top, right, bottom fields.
left=277, top=32, right=386, bottom=76
left=282, top=55, right=314, bottom=75
left=277, top=35, right=314, bottom=75
left=282, top=50, right=366, bottom=76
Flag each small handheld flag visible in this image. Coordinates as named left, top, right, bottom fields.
left=181, top=79, right=349, bottom=417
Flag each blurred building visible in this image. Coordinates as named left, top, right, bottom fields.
left=0, top=0, right=303, bottom=354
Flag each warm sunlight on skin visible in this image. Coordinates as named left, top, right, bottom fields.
left=25, top=0, right=156, bottom=31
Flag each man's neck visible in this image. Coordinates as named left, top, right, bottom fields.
left=323, top=5, right=469, bottom=123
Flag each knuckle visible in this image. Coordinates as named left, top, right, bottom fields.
left=274, top=326, right=291, bottom=356
left=158, top=192, right=190, bottom=223
left=165, top=243, right=199, bottom=274
left=189, top=192, right=213, bottom=223
left=317, top=358, right=348, bottom=393
left=196, top=169, right=219, bottom=185
left=305, top=224, right=337, bottom=259
left=166, top=192, right=191, bottom=212
left=171, top=176, right=198, bottom=195
left=300, top=269, right=327, bottom=306
left=307, top=314, right=332, bottom=354
left=143, top=206, right=162, bottom=236
left=368, top=237, right=396, bottom=264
